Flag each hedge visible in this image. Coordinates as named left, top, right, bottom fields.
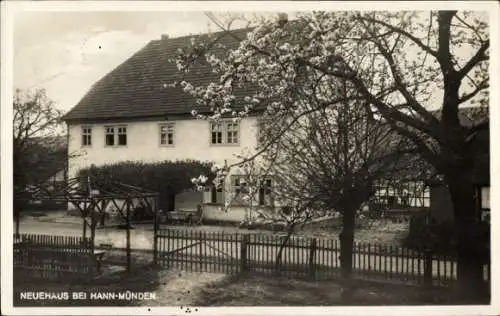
left=78, top=160, right=214, bottom=212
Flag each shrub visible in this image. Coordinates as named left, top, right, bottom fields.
left=403, top=211, right=490, bottom=260
left=403, top=210, right=455, bottom=254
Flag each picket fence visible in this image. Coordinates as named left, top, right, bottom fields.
left=14, top=234, right=96, bottom=281
left=13, top=231, right=491, bottom=288
left=155, top=229, right=491, bottom=287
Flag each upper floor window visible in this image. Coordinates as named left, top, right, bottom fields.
left=117, top=126, right=127, bottom=146
left=227, top=122, right=239, bottom=144
left=160, top=123, right=175, bottom=146
left=211, top=123, right=223, bottom=144
left=105, top=127, right=115, bottom=146
left=257, top=117, right=272, bottom=148
left=210, top=120, right=240, bottom=145
left=105, top=125, right=127, bottom=147
left=81, top=126, right=92, bottom=146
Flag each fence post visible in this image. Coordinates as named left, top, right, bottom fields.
left=240, top=234, right=249, bottom=273
left=153, top=210, right=159, bottom=265
left=126, top=201, right=131, bottom=272
left=199, top=231, right=204, bottom=272
left=309, top=238, right=317, bottom=280
left=424, top=249, right=433, bottom=287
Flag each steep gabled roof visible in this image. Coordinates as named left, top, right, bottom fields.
left=63, top=28, right=255, bottom=122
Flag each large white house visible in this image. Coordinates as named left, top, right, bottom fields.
left=63, top=29, right=270, bottom=223
left=63, top=27, right=489, bottom=224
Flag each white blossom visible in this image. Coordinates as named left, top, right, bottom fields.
left=198, top=175, right=208, bottom=184
left=211, top=164, right=221, bottom=173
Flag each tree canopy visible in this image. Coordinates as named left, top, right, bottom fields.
left=175, top=11, right=490, bottom=300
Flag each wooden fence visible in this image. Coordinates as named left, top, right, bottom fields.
left=14, top=234, right=96, bottom=281
left=94, top=243, right=154, bottom=267
left=155, top=229, right=491, bottom=287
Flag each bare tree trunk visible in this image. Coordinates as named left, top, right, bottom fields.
left=167, top=192, right=176, bottom=212
left=14, top=199, right=22, bottom=237
left=275, top=224, right=296, bottom=271
left=339, top=207, right=356, bottom=301
left=100, top=201, right=107, bottom=226
left=14, top=208, right=21, bottom=237
left=446, top=170, right=487, bottom=302
left=126, top=200, right=131, bottom=272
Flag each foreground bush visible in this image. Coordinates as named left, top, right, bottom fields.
left=403, top=211, right=490, bottom=262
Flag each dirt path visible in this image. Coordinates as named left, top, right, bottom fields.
left=135, top=269, right=227, bottom=307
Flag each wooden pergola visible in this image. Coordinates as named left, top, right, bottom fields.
left=28, top=175, right=159, bottom=271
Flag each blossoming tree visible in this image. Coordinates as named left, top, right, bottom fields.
left=176, top=10, right=489, bottom=300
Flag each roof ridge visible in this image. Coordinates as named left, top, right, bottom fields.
left=63, top=26, right=256, bottom=122
left=158, top=26, right=252, bottom=42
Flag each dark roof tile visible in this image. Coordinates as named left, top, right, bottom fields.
left=63, top=28, right=253, bottom=122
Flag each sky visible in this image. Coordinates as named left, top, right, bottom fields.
left=13, top=11, right=243, bottom=113
left=12, top=8, right=491, bottom=115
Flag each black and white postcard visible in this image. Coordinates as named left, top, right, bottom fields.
left=1, top=1, right=499, bottom=315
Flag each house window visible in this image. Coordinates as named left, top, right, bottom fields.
left=227, top=122, right=239, bottom=144
left=105, top=127, right=115, bottom=146
left=105, top=125, right=127, bottom=147
left=210, top=121, right=240, bottom=145
left=481, top=186, right=490, bottom=210
left=231, top=176, right=249, bottom=195
left=81, top=127, right=92, bottom=146
left=259, top=178, right=273, bottom=206
left=205, top=180, right=224, bottom=204
left=160, top=123, right=175, bottom=146
left=211, top=123, right=223, bottom=144
left=117, top=126, right=127, bottom=146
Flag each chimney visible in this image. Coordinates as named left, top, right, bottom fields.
left=161, top=34, right=169, bottom=40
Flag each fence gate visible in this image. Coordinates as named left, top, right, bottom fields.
left=155, top=229, right=240, bottom=274
left=153, top=228, right=490, bottom=289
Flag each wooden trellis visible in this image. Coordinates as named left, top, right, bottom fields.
left=27, top=175, right=159, bottom=271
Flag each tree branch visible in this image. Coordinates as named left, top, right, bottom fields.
left=356, top=14, right=439, bottom=59
left=457, top=40, right=489, bottom=79
left=358, top=19, right=440, bottom=128
left=459, top=81, right=489, bottom=104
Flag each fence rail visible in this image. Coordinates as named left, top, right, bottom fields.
left=14, top=234, right=96, bottom=281
left=155, top=229, right=490, bottom=287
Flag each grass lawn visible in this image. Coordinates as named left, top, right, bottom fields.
left=14, top=265, right=481, bottom=307
left=14, top=265, right=226, bottom=307
left=165, top=219, right=409, bottom=245
left=192, top=273, right=480, bottom=306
